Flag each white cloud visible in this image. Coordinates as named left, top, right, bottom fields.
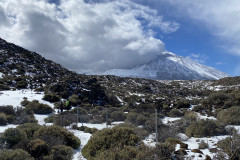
left=162, top=0, right=240, bottom=55
left=0, top=0, right=179, bottom=73
left=187, top=53, right=208, bottom=64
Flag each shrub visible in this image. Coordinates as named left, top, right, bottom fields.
left=198, top=140, right=209, bottom=149
left=0, top=112, right=7, bottom=126
left=117, top=123, right=149, bottom=140
left=27, top=139, right=49, bottom=158
left=174, top=111, right=198, bottom=133
left=16, top=80, right=28, bottom=89
left=44, top=145, right=73, bottom=160
left=168, top=109, right=184, bottom=117
left=0, top=149, right=34, bottom=160
left=2, top=128, right=27, bottom=148
left=165, top=137, right=188, bottom=149
left=217, top=106, right=240, bottom=125
left=43, top=93, right=60, bottom=103
left=44, top=114, right=54, bottom=123
left=83, top=126, right=98, bottom=134
left=110, top=111, right=126, bottom=122
left=185, top=119, right=226, bottom=138
left=0, top=84, right=10, bottom=91
left=202, top=92, right=232, bottom=109
left=125, top=112, right=148, bottom=126
left=23, top=100, right=53, bottom=114
left=82, top=126, right=140, bottom=159
left=96, top=146, right=139, bottom=160
left=143, top=143, right=174, bottom=159
left=69, top=94, right=80, bottom=106
left=14, top=107, right=38, bottom=124
left=174, top=99, right=190, bottom=109
left=17, top=123, right=42, bottom=138
left=217, top=134, right=240, bottom=156
left=0, top=105, right=15, bottom=115
left=34, top=125, right=80, bottom=149
left=125, top=112, right=138, bottom=124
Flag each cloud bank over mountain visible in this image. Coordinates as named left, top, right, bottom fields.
left=0, top=0, right=179, bottom=73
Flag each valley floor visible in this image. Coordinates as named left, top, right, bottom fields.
left=0, top=89, right=239, bottom=160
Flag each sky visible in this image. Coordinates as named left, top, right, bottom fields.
left=0, top=0, right=239, bottom=76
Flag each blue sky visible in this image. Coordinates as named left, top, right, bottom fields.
left=0, top=0, right=239, bottom=76
left=132, top=0, right=240, bottom=76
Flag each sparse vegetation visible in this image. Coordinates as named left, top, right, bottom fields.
left=185, top=119, right=226, bottom=138
left=21, top=100, right=53, bottom=114
left=82, top=126, right=140, bottom=159
left=34, top=125, right=80, bottom=149
left=217, top=106, right=240, bottom=125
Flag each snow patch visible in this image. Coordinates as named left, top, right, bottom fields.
left=0, top=90, right=54, bottom=108
left=0, top=72, right=3, bottom=78
left=143, top=134, right=156, bottom=147
left=0, top=124, right=18, bottom=133
left=197, top=113, right=216, bottom=120
left=162, top=117, right=181, bottom=125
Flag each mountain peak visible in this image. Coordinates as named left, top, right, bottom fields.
left=103, top=51, right=229, bottom=80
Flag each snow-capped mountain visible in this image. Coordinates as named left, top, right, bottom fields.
left=103, top=52, right=229, bottom=80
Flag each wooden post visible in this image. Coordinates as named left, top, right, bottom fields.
left=77, top=105, right=79, bottom=126
left=106, top=108, right=108, bottom=128
left=155, top=108, right=158, bottom=144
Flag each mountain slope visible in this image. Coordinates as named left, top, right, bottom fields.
left=103, top=52, right=229, bottom=80
left=0, top=38, right=108, bottom=105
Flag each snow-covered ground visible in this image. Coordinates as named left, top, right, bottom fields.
left=183, top=135, right=229, bottom=159
left=0, top=72, right=3, bottom=78
left=143, top=133, right=156, bottom=147
left=0, top=124, right=18, bottom=133
left=0, top=89, right=235, bottom=160
left=0, top=89, right=126, bottom=159
left=0, top=89, right=54, bottom=108
left=162, top=116, right=181, bottom=125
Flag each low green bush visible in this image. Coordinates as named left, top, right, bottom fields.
left=165, top=137, right=188, bottom=149
left=117, top=123, right=149, bottom=140
left=83, top=126, right=98, bottom=134
left=174, top=111, right=198, bottom=133
left=217, top=134, right=240, bottom=156
left=69, top=94, right=80, bottom=106
left=217, top=106, right=240, bottom=125
left=34, top=125, right=80, bottom=149
left=174, top=99, right=190, bottom=109
left=168, top=109, right=184, bottom=117
left=22, top=100, right=53, bottom=114
left=0, top=105, right=15, bottom=115
left=143, top=143, right=174, bottom=159
left=82, top=126, right=140, bottom=159
left=125, top=112, right=148, bottom=126
left=185, top=119, right=226, bottom=138
left=0, top=84, right=10, bottom=91
left=44, top=145, right=73, bottom=160
left=0, top=149, right=34, bottom=160
left=17, top=123, right=42, bottom=138
left=43, top=93, right=60, bottom=103
left=44, top=114, right=54, bottom=123
left=14, top=107, right=38, bottom=124
left=0, top=112, right=7, bottom=126
left=96, top=146, right=139, bottom=160
left=110, top=111, right=126, bottom=122
left=2, top=128, right=27, bottom=148
left=16, top=80, right=28, bottom=89
left=27, top=139, right=49, bottom=158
